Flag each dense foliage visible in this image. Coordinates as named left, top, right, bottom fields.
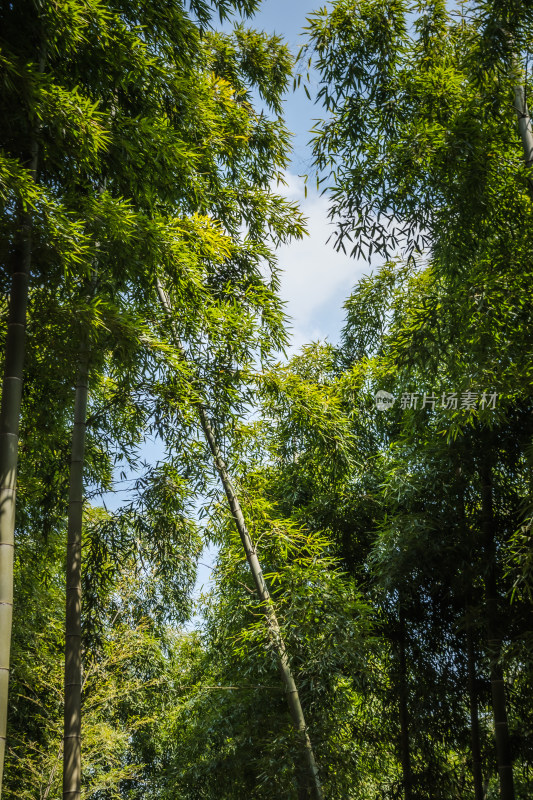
left=1, top=0, right=533, bottom=799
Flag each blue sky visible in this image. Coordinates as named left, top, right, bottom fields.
left=223, top=0, right=373, bottom=353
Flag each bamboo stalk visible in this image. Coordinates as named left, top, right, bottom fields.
left=457, top=474, right=485, bottom=800
left=199, top=407, right=323, bottom=800
left=514, top=85, right=533, bottom=169
left=397, top=602, right=412, bottom=800
left=63, top=342, right=90, bottom=800
left=513, top=63, right=533, bottom=201
left=0, top=137, right=38, bottom=795
left=466, top=619, right=484, bottom=800
left=156, top=279, right=324, bottom=800
left=480, top=462, right=515, bottom=800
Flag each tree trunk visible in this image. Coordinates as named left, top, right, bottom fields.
left=457, top=468, right=485, bottom=800
left=63, top=344, right=90, bottom=800
left=466, top=619, right=484, bottom=800
left=398, top=604, right=413, bottom=800
left=480, top=463, right=515, bottom=800
left=200, top=407, right=323, bottom=800
left=513, top=82, right=533, bottom=199
left=156, top=280, right=323, bottom=800
left=296, top=778, right=311, bottom=800
left=0, top=138, right=38, bottom=793
left=514, top=85, right=533, bottom=168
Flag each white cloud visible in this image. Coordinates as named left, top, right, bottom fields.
left=275, top=173, right=371, bottom=354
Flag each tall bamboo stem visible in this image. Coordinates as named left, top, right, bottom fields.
left=466, top=619, right=484, bottom=800
left=457, top=472, right=485, bottom=800
left=63, top=342, right=90, bottom=800
left=514, top=85, right=533, bottom=169
left=397, top=603, right=412, bottom=800
left=199, top=408, right=323, bottom=800
left=156, top=279, right=324, bottom=800
left=0, top=138, right=38, bottom=794
left=513, top=70, right=533, bottom=200
left=480, top=462, right=515, bottom=800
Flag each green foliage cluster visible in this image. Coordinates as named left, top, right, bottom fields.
left=2, top=0, right=533, bottom=798
left=151, top=1, right=533, bottom=797
left=0, top=0, right=308, bottom=796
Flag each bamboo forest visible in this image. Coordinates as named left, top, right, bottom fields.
left=2, top=0, right=533, bottom=798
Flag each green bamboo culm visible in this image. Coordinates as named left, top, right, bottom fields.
left=514, top=83, right=533, bottom=199
left=397, top=602, right=413, bottom=800
left=63, top=342, right=90, bottom=800
left=0, top=139, right=38, bottom=795
left=156, top=280, right=324, bottom=800
left=514, top=84, right=533, bottom=166
left=0, top=220, right=31, bottom=793
left=481, top=460, right=515, bottom=800
left=466, top=619, right=484, bottom=800
left=199, top=408, right=324, bottom=800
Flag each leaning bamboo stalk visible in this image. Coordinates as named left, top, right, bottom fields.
left=480, top=461, right=515, bottom=800
left=156, top=279, right=324, bottom=800
left=0, top=137, right=38, bottom=795
left=199, top=408, right=323, bottom=798
left=63, top=341, right=90, bottom=800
